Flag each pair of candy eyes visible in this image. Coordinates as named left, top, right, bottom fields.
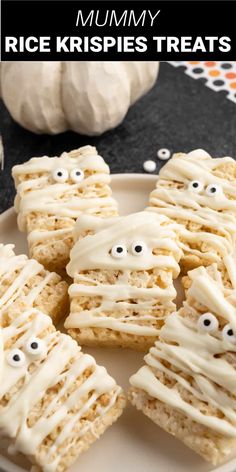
left=111, top=241, right=147, bottom=259
left=198, top=313, right=236, bottom=343
left=52, top=168, right=84, bottom=183
left=6, top=337, right=45, bottom=368
left=188, top=181, right=223, bottom=196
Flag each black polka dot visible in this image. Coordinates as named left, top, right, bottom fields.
left=57, top=172, right=62, bottom=177
left=193, top=182, right=199, bottom=188
left=213, top=80, right=224, bottom=87
left=192, top=68, right=204, bottom=74
left=117, top=247, right=123, bottom=253
left=221, top=63, right=232, bottom=69
left=227, top=328, right=234, bottom=336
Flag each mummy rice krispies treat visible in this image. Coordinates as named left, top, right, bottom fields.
left=148, top=149, right=236, bottom=275
left=0, top=301, right=125, bottom=472
left=0, top=244, right=68, bottom=323
left=129, top=262, right=236, bottom=465
left=12, top=145, right=118, bottom=274
left=65, top=211, right=182, bottom=351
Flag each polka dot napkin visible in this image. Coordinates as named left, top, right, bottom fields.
left=168, top=61, right=236, bottom=104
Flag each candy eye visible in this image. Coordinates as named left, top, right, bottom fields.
left=222, top=324, right=236, bottom=344
left=7, top=349, right=26, bottom=368
left=52, top=168, right=69, bottom=183
left=157, top=148, right=171, bottom=160
left=188, top=181, right=204, bottom=193
left=197, top=313, right=219, bottom=332
left=205, top=184, right=222, bottom=197
left=70, top=168, right=84, bottom=183
left=111, top=244, right=127, bottom=259
left=25, top=337, right=45, bottom=356
left=131, top=241, right=148, bottom=256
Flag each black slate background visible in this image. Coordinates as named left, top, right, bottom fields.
left=0, top=61, right=236, bottom=214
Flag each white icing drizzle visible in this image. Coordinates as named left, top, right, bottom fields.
left=148, top=149, right=236, bottom=263
left=0, top=307, right=121, bottom=471
left=0, top=244, right=55, bottom=310
left=65, top=212, right=181, bottom=336
left=12, top=148, right=118, bottom=244
left=130, top=266, right=236, bottom=437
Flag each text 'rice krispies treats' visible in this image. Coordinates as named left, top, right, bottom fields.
left=129, top=262, right=236, bottom=464
left=12, top=145, right=118, bottom=274
left=0, top=301, right=125, bottom=472
left=148, top=149, right=236, bottom=275
left=0, top=243, right=68, bottom=324
left=65, top=211, right=182, bottom=351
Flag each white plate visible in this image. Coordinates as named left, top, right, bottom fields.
left=0, top=173, right=235, bottom=472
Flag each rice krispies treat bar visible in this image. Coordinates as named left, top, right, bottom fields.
left=148, top=149, right=236, bottom=274
left=65, top=211, right=182, bottom=351
left=129, top=263, right=236, bottom=464
left=0, top=301, right=125, bottom=472
left=0, top=243, right=68, bottom=324
left=12, top=145, right=118, bottom=274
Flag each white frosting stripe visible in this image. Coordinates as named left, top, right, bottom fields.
left=69, top=282, right=176, bottom=300
left=18, top=195, right=116, bottom=221
left=223, top=254, right=236, bottom=289
left=66, top=312, right=160, bottom=336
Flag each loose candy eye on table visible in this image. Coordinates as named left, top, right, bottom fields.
left=157, top=148, right=171, bottom=160
left=143, top=160, right=157, bottom=173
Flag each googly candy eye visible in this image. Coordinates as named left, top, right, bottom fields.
left=131, top=241, right=148, bottom=256
left=7, top=349, right=26, bottom=368
left=222, top=324, right=236, bottom=344
left=70, top=168, right=84, bottom=183
left=52, top=168, right=69, bottom=183
left=188, top=181, right=204, bottom=193
left=205, top=184, right=222, bottom=197
left=197, top=313, right=219, bottom=333
left=157, top=148, right=171, bottom=160
left=111, top=244, right=127, bottom=259
left=25, top=337, right=45, bottom=356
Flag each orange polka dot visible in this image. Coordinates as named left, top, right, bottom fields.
left=209, top=70, right=220, bottom=77
left=205, top=61, right=216, bottom=67
left=230, top=82, right=236, bottom=89
left=226, top=72, right=236, bottom=79
left=189, top=61, right=199, bottom=64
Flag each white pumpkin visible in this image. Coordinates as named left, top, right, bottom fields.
left=0, top=61, right=159, bottom=136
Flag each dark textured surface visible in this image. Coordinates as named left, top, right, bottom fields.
left=0, top=61, right=236, bottom=214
